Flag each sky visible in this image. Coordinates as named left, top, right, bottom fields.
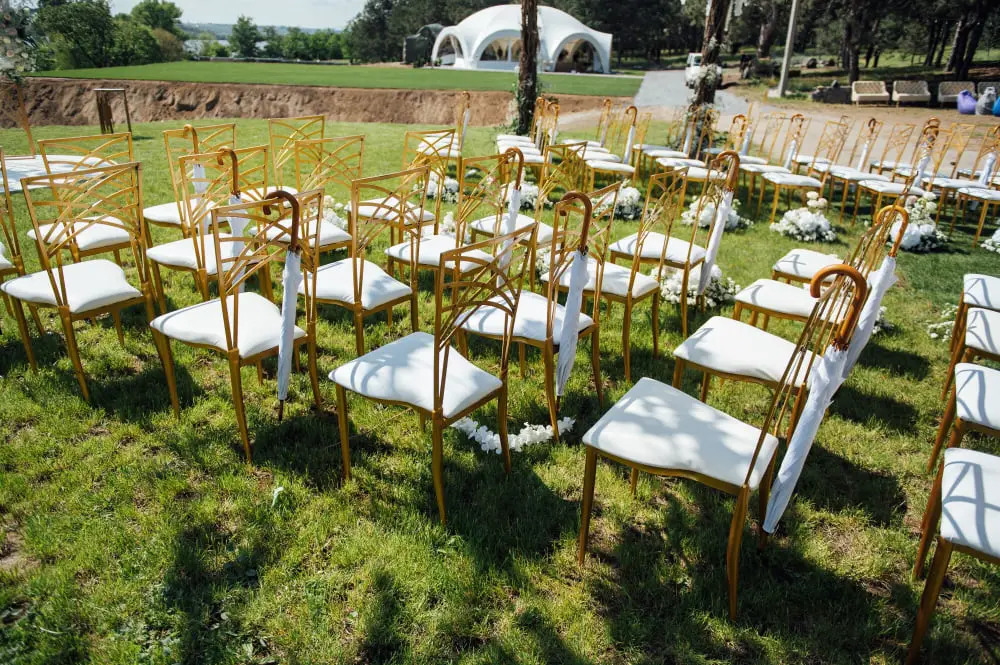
left=111, top=0, right=367, bottom=30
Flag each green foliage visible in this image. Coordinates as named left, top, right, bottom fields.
left=151, top=28, right=184, bottom=62
left=230, top=15, right=260, bottom=59
left=109, top=16, right=161, bottom=66
left=36, top=0, right=117, bottom=69
left=130, top=0, right=184, bottom=38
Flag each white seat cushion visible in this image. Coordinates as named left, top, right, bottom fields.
left=28, top=218, right=130, bottom=252
left=655, top=157, right=706, bottom=168
left=772, top=248, right=841, bottom=280
left=792, top=154, right=830, bottom=166
left=385, top=235, right=492, bottom=272
left=958, top=186, right=1000, bottom=201
left=521, top=152, right=545, bottom=165
left=305, top=258, right=411, bottom=310
left=583, top=377, right=779, bottom=489
left=357, top=197, right=435, bottom=224
left=739, top=155, right=768, bottom=165
left=893, top=165, right=945, bottom=179
left=496, top=134, right=534, bottom=143
left=644, top=149, right=689, bottom=159
left=0, top=242, right=12, bottom=272
left=741, top=164, right=790, bottom=175
left=860, top=179, right=926, bottom=196
left=330, top=331, right=501, bottom=419
left=461, top=290, right=593, bottom=342
left=828, top=166, right=888, bottom=182
left=734, top=278, right=817, bottom=319
left=923, top=176, right=975, bottom=190
left=497, top=144, right=541, bottom=157
left=684, top=166, right=724, bottom=181
left=610, top=232, right=706, bottom=264
left=147, top=235, right=240, bottom=274
left=762, top=172, right=822, bottom=188
left=965, top=307, right=1000, bottom=356
left=150, top=292, right=304, bottom=359
left=586, top=159, right=634, bottom=174
left=954, top=363, right=1000, bottom=431
left=940, top=448, right=1000, bottom=559
left=143, top=201, right=184, bottom=226
left=468, top=214, right=552, bottom=244
left=674, top=316, right=812, bottom=386
left=964, top=274, right=1000, bottom=310
left=263, top=219, right=350, bottom=249
left=871, top=160, right=904, bottom=171
left=541, top=256, right=658, bottom=299
left=1, top=259, right=141, bottom=314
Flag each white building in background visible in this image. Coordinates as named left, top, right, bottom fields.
left=431, top=5, right=613, bottom=74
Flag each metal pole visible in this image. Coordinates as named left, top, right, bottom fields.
left=776, top=0, right=801, bottom=97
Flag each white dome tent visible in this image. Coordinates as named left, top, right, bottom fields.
left=431, top=5, right=613, bottom=74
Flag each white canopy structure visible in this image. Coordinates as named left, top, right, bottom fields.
left=431, top=5, right=612, bottom=74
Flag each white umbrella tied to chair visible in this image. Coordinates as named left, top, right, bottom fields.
left=554, top=192, right=593, bottom=398
left=623, top=123, right=637, bottom=164
left=782, top=140, right=798, bottom=171
left=977, top=152, right=997, bottom=187
left=856, top=141, right=871, bottom=171
left=739, top=126, right=752, bottom=155
left=272, top=191, right=302, bottom=421
left=498, top=149, right=525, bottom=273
left=697, top=189, right=733, bottom=294
left=841, top=256, right=897, bottom=378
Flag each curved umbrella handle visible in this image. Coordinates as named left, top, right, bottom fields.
left=557, top=191, right=594, bottom=249
left=503, top=147, right=525, bottom=188
left=810, top=264, right=869, bottom=351
left=268, top=189, right=301, bottom=252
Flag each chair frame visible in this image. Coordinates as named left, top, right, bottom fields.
left=291, top=134, right=365, bottom=254
left=0, top=148, right=43, bottom=333
left=269, top=114, right=326, bottom=189
left=743, top=113, right=806, bottom=203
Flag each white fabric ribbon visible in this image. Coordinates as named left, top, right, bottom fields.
left=682, top=124, right=693, bottom=155
left=556, top=249, right=588, bottom=397
left=224, top=193, right=247, bottom=289
left=908, top=154, right=930, bottom=195
left=498, top=187, right=520, bottom=272
left=856, top=141, right=871, bottom=172
left=739, top=126, right=752, bottom=155
left=783, top=140, right=798, bottom=171
left=977, top=152, right=997, bottom=187
left=460, top=108, right=471, bottom=151
left=842, top=256, right=897, bottom=379
left=277, top=249, right=302, bottom=404
left=623, top=125, right=637, bottom=164
left=599, top=118, right=610, bottom=147
left=193, top=163, right=208, bottom=195
left=697, top=190, right=733, bottom=294
left=764, top=346, right=849, bottom=533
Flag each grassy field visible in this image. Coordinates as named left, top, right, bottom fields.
left=29, top=61, right=644, bottom=97
left=1, top=118, right=999, bottom=664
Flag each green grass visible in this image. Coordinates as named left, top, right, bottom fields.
left=29, top=61, right=644, bottom=97
left=1, top=118, right=999, bottom=664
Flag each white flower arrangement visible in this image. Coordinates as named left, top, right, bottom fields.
left=980, top=227, right=1000, bottom=254
left=595, top=186, right=644, bottom=221
left=505, top=182, right=544, bottom=212
left=927, top=304, right=959, bottom=340
left=679, top=196, right=753, bottom=231
left=891, top=193, right=946, bottom=253
left=770, top=192, right=837, bottom=242
left=872, top=306, right=894, bottom=336
left=324, top=203, right=349, bottom=231
left=427, top=172, right=459, bottom=203
left=654, top=264, right=739, bottom=309
left=452, top=416, right=575, bottom=453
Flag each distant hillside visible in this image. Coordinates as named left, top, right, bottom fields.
left=180, top=23, right=335, bottom=39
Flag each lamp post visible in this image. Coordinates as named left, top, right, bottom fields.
left=773, top=0, right=801, bottom=97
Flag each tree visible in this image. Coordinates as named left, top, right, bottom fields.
left=151, top=27, right=184, bottom=61
left=692, top=0, right=731, bottom=106
left=755, top=0, right=785, bottom=58
left=231, top=15, right=260, bottom=59
left=110, top=16, right=161, bottom=66
left=517, top=0, right=538, bottom=134
left=130, top=0, right=184, bottom=38
left=36, top=0, right=116, bottom=69
left=261, top=26, right=284, bottom=58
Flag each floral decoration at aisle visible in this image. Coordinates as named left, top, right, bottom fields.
left=427, top=172, right=460, bottom=202
left=452, top=416, right=576, bottom=453
left=680, top=196, right=753, bottom=231
left=770, top=192, right=837, bottom=243
left=891, top=193, right=947, bottom=253
left=981, top=227, right=1000, bottom=254
left=927, top=304, right=960, bottom=341
left=595, top=186, right=644, bottom=221
left=653, top=264, right=739, bottom=309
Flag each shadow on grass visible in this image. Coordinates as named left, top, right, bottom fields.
left=830, top=384, right=919, bottom=434
left=856, top=341, right=932, bottom=380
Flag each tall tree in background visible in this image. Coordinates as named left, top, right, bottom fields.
left=692, top=0, right=731, bottom=106
left=517, top=0, right=538, bottom=135
left=130, top=0, right=184, bottom=38
left=36, top=0, right=116, bottom=68
left=231, top=15, right=260, bottom=59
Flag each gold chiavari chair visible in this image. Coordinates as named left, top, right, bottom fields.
left=852, top=126, right=943, bottom=226
left=926, top=124, right=1000, bottom=230
left=521, top=101, right=560, bottom=179
left=739, top=111, right=787, bottom=166
left=150, top=189, right=323, bottom=462
left=579, top=264, right=869, bottom=619
left=460, top=192, right=604, bottom=442
left=146, top=146, right=271, bottom=312
left=425, top=90, right=470, bottom=165
left=145, top=123, right=237, bottom=237
left=743, top=113, right=806, bottom=202
left=815, top=118, right=883, bottom=216
left=705, top=113, right=749, bottom=158
left=313, top=167, right=427, bottom=355
left=580, top=105, right=639, bottom=190
left=266, top=114, right=325, bottom=194
left=496, top=96, right=546, bottom=152
left=331, top=222, right=537, bottom=525
left=0, top=148, right=43, bottom=332
left=866, top=121, right=916, bottom=178
left=650, top=106, right=723, bottom=189
left=31, top=132, right=136, bottom=266
left=871, top=117, right=937, bottom=176
left=1, top=163, right=156, bottom=400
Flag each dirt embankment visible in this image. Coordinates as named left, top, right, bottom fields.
left=17, top=77, right=624, bottom=127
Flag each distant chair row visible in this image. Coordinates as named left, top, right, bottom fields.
left=851, top=80, right=999, bottom=106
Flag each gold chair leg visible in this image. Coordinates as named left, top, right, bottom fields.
left=544, top=343, right=560, bottom=443
left=228, top=353, right=252, bottom=463
left=151, top=330, right=180, bottom=418
left=60, top=311, right=89, bottom=402
left=927, top=391, right=957, bottom=473
left=151, top=263, right=168, bottom=315
left=672, top=358, right=685, bottom=389
left=431, top=419, right=447, bottom=526
left=906, top=538, right=953, bottom=665
left=591, top=331, right=603, bottom=407
left=410, top=293, right=420, bottom=333
left=577, top=447, right=598, bottom=565
left=10, top=298, right=36, bottom=371
left=651, top=293, right=661, bottom=358
left=354, top=310, right=365, bottom=357
left=757, top=457, right=777, bottom=551
left=699, top=373, right=711, bottom=402
left=336, top=384, right=351, bottom=480
left=629, top=467, right=639, bottom=496
left=680, top=269, right=690, bottom=338
left=940, top=343, right=967, bottom=400
left=622, top=302, right=632, bottom=383
left=307, top=335, right=322, bottom=410
left=497, top=387, right=512, bottom=474
left=948, top=302, right=966, bottom=355
left=519, top=342, right=526, bottom=379
left=28, top=304, right=44, bottom=335
left=732, top=302, right=743, bottom=322
left=726, top=488, right=750, bottom=620
left=111, top=311, right=125, bottom=346
left=913, top=461, right=946, bottom=580
left=973, top=200, right=990, bottom=247
left=769, top=185, right=782, bottom=226
left=256, top=361, right=265, bottom=385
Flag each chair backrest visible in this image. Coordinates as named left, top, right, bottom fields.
left=585, top=182, right=621, bottom=263
left=633, top=111, right=653, bottom=156
left=0, top=148, right=24, bottom=274
left=0, top=81, right=35, bottom=155
left=456, top=150, right=524, bottom=240
left=543, top=101, right=561, bottom=151
left=633, top=166, right=689, bottom=285
left=969, top=125, right=1000, bottom=175
left=780, top=114, right=807, bottom=164
left=609, top=105, right=638, bottom=158
left=939, top=81, right=974, bottom=96
left=808, top=119, right=850, bottom=169
left=454, top=90, right=472, bottom=149
left=843, top=118, right=883, bottom=168
left=269, top=115, right=325, bottom=187
left=163, top=123, right=237, bottom=211
left=687, top=105, right=720, bottom=160
left=294, top=135, right=365, bottom=200
left=538, top=143, right=583, bottom=215
left=545, top=191, right=605, bottom=339
left=20, top=163, right=150, bottom=309
left=741, top=264, right=869, bottom=490
left=941, top=123, right=978, bottom=177
left=845, top=203, right=906, bottom=277
left=873, top=122, right=916, bottom=169
left=349, top=166, right=430, bottom=300
left=435, top=222, right=535, bottom=411
left=749, top=112, right=788, bottom=163
left=895, top=80, right=930, bottom=95
left=595, top=98, right=613, bottom=144
left=209, top=189, right=323, bottom=353
left=722, top=114, right=749, bottom=152
left=908, top=118, right=940, bottom=163
left=38, top=132, right=134, bottom=174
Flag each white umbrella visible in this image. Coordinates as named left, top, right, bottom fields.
left=623, top=124, right=637, bottom=164
left=739, top=126, right=752, bottom=155
left=277, top=246, right=302, bottom=420
left=697, top=190, right=733, bottom=294
left=459, top=107, right=471, bottom=151
left=498, top=185, right=521, bottom=272
left=224, top=193, right=248, bottom=290
left=842, top=256, right=898, bottom=378
left=977, top=152, right=997, bottom=187
left=856, top=141, right=871, bottom=171
left=764, top=346, right=849, bottom=533
left=909, top=154, right=930, bottom=195
left=556, top=248, right=589, bottom=397
left=782, top=140, right=798, bottom=171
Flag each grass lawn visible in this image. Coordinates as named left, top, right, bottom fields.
left=29, top=61, right=643, bottom=98
left=1, top=118, right=999, bottom=664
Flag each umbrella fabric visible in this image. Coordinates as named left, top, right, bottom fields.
left=856, top=141, right=871, bottom=171
left=555, top=249, right=588, bottom=397
left=277, top=249, right=303, bottom=403
left=842, top=256, right=897, bottom=378
left=623, top=125, right=637, bottom=164
left=224, top=193, right=247, bottom=289
left=498, top=187, right=520, bottom=272
left=977, top=153, right=997, bottom=186
left=460, top=108, right=471, bottom=150
left=739, top=126, right=752, bottom=155
left=681, top=124, right=693, bottom=155
left=909, top=155, right=930, bottom=196
left=782, top=140, right=798, bottom=170
left=697, top=190, right=733, bottom=294
left=764, top=346, right=849, bottom=533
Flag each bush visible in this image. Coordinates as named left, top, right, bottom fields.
left=152, top=28, right=184, bottom=62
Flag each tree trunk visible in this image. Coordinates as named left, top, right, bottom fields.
left=864, top=43, right=874, bottom=68
left=924, top=21, right=939, bottom=67
left=959, top=1, right=989, bottom=80
left=692, top=0, right=732, bottom=107
left=873, top=47, right=882, bottom=68
left=935, top=21, right=950, bottom=66
left=946, top=18, right=968, bottom=72
left=517, top=0, right=539, bottom=135
left=756, top=0, right=780, bottom=58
